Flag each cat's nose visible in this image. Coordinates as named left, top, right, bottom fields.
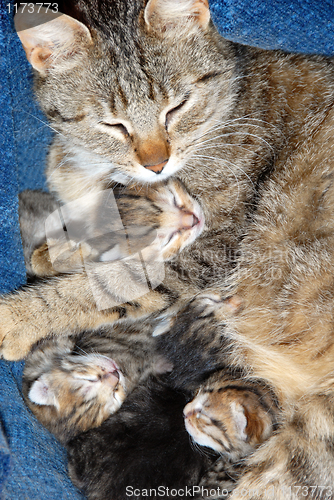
left=144, top=159, right=168, bottom=174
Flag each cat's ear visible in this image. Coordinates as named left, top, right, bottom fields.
left=14, top=7, right=92, bottom=73
left=28, top=376, right=58, bottom=407
left=144, top=0, right=210, bottom=32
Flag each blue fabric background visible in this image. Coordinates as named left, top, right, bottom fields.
left=0, top=0, right=333, bottom=498
left=209, top=0, right=334, bottom=55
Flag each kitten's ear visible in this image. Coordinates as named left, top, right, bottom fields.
left=14, top=7, right=92, bottom=73
left=28, top=376, right=57, bottom=407
left=144, top=0, right=210, bottom=32
left=230, top=402, right=248, bottom=441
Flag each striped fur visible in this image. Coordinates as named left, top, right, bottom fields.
left=2, top=1, right=334, bottom=496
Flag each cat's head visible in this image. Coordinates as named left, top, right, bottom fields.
left=15, top=0, right=237, bottom=186
left=23, top=337, right=127, bottom=442
left=184, top=375, right=276, bottom=461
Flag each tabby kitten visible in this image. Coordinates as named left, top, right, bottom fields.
left=29, top=178, right=204, bottom=277
left=184, top=369, right=279, bottom=462
left=19, top=190, right=60, bottom=276
left=5, top=0, right=334, bottom=358
left=23, top=323, right=170, bottom=443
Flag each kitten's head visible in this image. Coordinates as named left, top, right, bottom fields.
left=15, top=0, right=237, bottom=187
left=43, top=179, right=205, bottom=273
left=23, top=336, right=127, bottom=442
left=100, top=179, right=205, bottom=262
left=184, top=374, right=276, bottom=461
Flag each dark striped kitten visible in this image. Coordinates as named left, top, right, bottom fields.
left=66, top=375, right=217, bottom=500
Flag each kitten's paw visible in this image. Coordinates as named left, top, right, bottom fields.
left=0, top=303, right=36, bottom=360
left=191, top=293, right=243, bottom=319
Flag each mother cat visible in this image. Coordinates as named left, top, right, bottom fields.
left=3, top=1, right=334, bottom=498
left=4, top=0, right=333, bottom=354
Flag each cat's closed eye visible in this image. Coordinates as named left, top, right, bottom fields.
left=99, top=122, right=130, bottom=138
left=165, top=97, right=190, bottom=128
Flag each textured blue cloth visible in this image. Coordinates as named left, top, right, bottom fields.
left=210, top=0, right=334, bottom=55
left=0, top=0, right=84, bottom=498
left=0, top=0, right=333, bottom=498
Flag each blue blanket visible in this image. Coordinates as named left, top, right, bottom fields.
left=0, top=0, right=333, bottom=498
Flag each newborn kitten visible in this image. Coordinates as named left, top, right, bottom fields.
left=184, top=370, right=279, bottom=462
left=27, top=178, right=204, bottom=277
left=66, top=375, right=219, bottom=500
left=23, top=324, right=170, bottom=443
left=18, top=190, right=60, bottom=276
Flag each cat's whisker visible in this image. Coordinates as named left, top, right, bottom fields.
left=188, top=154, right=241, bottom=213
left=191, top=153, right=256, bottom=192
left=19, top=109, right=67, bottom=138
left=210, top=113, right=285, bottom=135
left=193, top=130, right=275, bottom=152
left=47, top=154, right=72, bottom=181
left=191, top=142, right=265, bottom=160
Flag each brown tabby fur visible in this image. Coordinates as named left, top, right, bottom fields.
left=4, top=0, right=334, bottom=497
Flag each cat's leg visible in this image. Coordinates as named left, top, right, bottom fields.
left=0, top=262, right=190, bottom=360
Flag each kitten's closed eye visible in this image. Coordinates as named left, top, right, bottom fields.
left=24, top=347, right=128, bottom=443
left=28, top=353, right=126, bottom=411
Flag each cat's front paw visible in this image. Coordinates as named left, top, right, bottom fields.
left=0, top=303, right=37, bottom=360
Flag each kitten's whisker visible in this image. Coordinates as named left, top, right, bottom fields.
left=73, top=344, right=90, bottom=356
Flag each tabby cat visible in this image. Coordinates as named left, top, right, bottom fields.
left=4, top=0, right=333, bottom=358
left=4, top=0, right=334, bottom=498
left=6, top=0, right=334, bottom=356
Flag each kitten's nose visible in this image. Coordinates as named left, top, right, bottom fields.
left=183, top=403, right=199, bottom=419
left=144, top=160, right=168, bottom=174
left=103, top=370, right=120, bottom=387
left=181, top=212, right=199, bottom=229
